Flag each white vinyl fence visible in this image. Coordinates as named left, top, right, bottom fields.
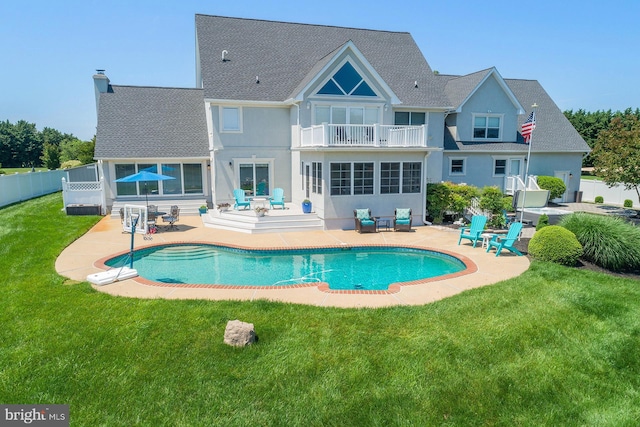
left=61, top=177, right=106, bottom=214
left=0, top=170, right=66, bottom=208
left=580, top=179, right=640, bottom=208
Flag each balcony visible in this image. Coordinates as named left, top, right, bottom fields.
left=300, top=124, right=427, bottom=148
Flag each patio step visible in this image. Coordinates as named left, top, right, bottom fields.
left=201, top=206, right=324, bottom=234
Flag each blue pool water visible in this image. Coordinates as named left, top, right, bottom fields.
left=106, top=244, right=466, bottom=291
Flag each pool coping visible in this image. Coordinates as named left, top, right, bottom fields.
left=94, top=242, right=478, bottom=295
left=55, top=215, right=531, bottom=308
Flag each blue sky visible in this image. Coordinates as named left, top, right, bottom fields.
left=2, top=0, right=639, bottom=141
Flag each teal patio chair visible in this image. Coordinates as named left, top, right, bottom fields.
left=486, top=221, right=524, bottom=256
left=393, top=208, right=412, bottom=231
left=354, top=208, right=377, bottom=233
left=457, top=215, right=487, bottom=247
left=270, top=188, right=285, bottom=209
left=233, top=189, right=250, bottom=210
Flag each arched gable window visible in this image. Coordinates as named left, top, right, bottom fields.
left=318, top=62, right=376, bottom=97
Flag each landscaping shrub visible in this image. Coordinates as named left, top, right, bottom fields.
left=427, top=182, right=480, bottom=223
left=503, top=196, right=514, bottom=212
left=449, top=183, right=480, bottom=218
left=536, top=214, right=550, bottom=231
left=480, top=186, right=506, bottom=228
left=560, top=212, right=640, bottom=272
left=595, top=196, right=604, bottom=203
left=537, top=176, right=567, bottom=200
left=426, top=182, right=451, bottom=224
left=624, top=199, right=633, bottom=208
left=529, top=225, right=583, bottom=266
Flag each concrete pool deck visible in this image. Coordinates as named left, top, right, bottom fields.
left=55, top=216, right=531, bottom=308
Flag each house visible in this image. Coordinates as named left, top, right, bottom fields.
left=93, top=15, right=589, bottom=230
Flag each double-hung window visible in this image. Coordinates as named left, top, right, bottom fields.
left=473, top=114, right=501, bottom=140
left=450, top=158, right=466, bottom=175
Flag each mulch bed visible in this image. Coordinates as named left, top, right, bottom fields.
left=446, top=224, right=640, bottom=281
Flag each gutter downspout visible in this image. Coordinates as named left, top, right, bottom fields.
left=423, top=152, right=432, bottom=225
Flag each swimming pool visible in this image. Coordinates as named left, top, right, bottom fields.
left=105, top=244, right=467, bottom=291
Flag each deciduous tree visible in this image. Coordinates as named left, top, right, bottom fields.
left=592, top=114, right=640, bottom=203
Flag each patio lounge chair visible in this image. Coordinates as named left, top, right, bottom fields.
left=354, top=208, right=377, bottom=233
left=486, top=221, right=524, bottom=256
left=162, top=205, right=180, bottom=230
left=270, top=188, right=285, bottom=209
left=457, top=215, right=487, bottom=248
left=233, top=189, right=250, bottom=210
left=393, top=208, right=412, bottom=231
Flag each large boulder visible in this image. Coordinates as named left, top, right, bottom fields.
left=223, top=320, right=257, bottom=347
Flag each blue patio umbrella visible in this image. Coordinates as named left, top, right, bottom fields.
left=114, top=170, right=175, bottom=208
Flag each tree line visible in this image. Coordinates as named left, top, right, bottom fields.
left=564, top=108, right=640, bottom=203
left=0, top=120, right=94, bottom=170
left=563, top=107, right=640, bottom=167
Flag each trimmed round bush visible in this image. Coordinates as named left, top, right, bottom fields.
left=537, top=176, right=567, bottom=200
left=595, top=196, right=604, bottom=204
left=624, top=199, right=633, bottom=208
left=560, top=212, right=640, bottom=272
left=529, top=226, right=583, bottom=266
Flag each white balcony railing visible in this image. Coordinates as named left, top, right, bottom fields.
left=300, top=124, right=426, bottom=148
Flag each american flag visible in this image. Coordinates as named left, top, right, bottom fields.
left=521, top=111, right=536, bottom=143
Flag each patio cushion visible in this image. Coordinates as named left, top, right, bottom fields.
left=360, top=219, right=375, bottom=226
left=395, top=219, right=410, bottom=225
left=396, top=208, right=411, bottom=220
left=356, top=209, right=370, bottom=220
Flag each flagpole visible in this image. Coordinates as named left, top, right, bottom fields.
left=519, top=103, right=537, bottom=224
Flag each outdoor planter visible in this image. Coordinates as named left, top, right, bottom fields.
left=254, top=207, right=268, bottom=217
left=199, top=206, right=208, bottom=215
left=217, top=203, right=231, bottom=212
left=302, top=200, right=312, bottom=214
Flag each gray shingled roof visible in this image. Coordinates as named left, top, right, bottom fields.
left=442, top=68, right=493, bottom=109
left=95, top=85, right=209, bottom=159
left=440, top=75, right=590, bottom=153
left=195, top=14, right=451, bottom=108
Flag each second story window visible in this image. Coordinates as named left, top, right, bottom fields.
left=395, top=112, right=425, bottom=126
left=221, top=107, right=242, bottom=132
left=318, top=62, right=376, bottom=97
left=473, top=114, right=501, bottom=139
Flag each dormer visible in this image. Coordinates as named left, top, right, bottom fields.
left=444, top=68, right=524, bottom=142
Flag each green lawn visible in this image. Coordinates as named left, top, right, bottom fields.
left=580, top=174, right=602, bottom=181
left=2, top=193, right=640, bottom=426
left=0, top=167, right=49, bottom=174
